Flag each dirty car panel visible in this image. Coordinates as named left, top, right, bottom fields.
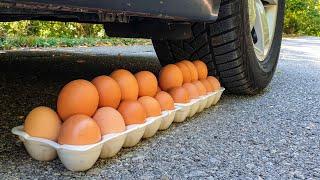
left=0, top=0, right=221, bottom=21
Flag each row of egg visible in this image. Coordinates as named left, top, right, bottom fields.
left=23, top=60, right=221, bottom=147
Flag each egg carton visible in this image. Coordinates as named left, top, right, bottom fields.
left=202, top=87, right=225, bottom=109
left=197, top=95, right=209, bottom=113
left=11, top=111, right=172, bottom=172
left=212, top=87, right=225, bottom=106
left=159, top=109, right=178, bottom=130
left=174, top=98, right=201, bottom=123
left=174, top=87, right=225, bottom=122
left=174, top=96, right=207, bottom=123
left=11, top=88, right=225, bottom=172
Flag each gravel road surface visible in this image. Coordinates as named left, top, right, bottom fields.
left=0, top=37, right=319, bottom=179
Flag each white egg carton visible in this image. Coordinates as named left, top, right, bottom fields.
left=197, top=95, right=209, bottom=113
left=159, top=109, right=178, bottom=130
left=174, top=87, right=225, bottom=122
left=202, top=87, right=225, bottom=109
left=11, top=88, right=225, bottom=172
left=212, top=87, right=225, bottom=106
left=204, top=92, right=218, bottom=109
left=173, top=98, right=201, bottom=123
left=11, top=111, right=172, bottom=172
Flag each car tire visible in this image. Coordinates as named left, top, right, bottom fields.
left=152, top=0, right=285, bottom=95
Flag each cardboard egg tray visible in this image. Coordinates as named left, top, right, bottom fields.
left=12, top=87, right=225, bottom=171
left=174, top=87, right=225, bottom=122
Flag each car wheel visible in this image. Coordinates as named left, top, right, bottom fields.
left=153, top=0, right=285, bottom=95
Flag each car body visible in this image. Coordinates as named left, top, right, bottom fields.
left=0, top=0, right=221, bottom=39
left=0, top=0, right=221, bottom=21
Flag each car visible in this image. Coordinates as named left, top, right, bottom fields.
left=0, top=0, right=285, bottom=94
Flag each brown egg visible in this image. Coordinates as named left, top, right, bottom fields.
left=135, top=71, right=158, bottom=97
left=207, top=76, right=221, bottom=91
left=180, top=60, right=198, bottom=82
left=200, top=79, right=214, bottom=93
left=182, top=83, right=200, bottom=99
left=57, top=79, right=99, bottom=121
left=175, top=62, right=192, bottom=83
left=154, top=91, right=175, bottom=111
left=24, top=106, right=61, bottom=141
left=110, top=69, right=139, bottom=101
left=193, top=81, right=207, bottom=96
left=93, top=107, right=126, bottom=135
left=193, top=60, right=208, bottom=80
left=156, top=86, right=162, bottom=93
left=158, top=64, right=183, bottom=91
left=169, top=87, right=190, bottom=103
left=138, top=96, right=162, bottom=117
left=118, top=100, right=147, bottom=125
left=58, top=114, right=101, bottom=145
left=92, top=75, right=121, bottom=109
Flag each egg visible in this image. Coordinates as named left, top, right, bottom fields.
left=135, top=71, right=158, bottom=97
left=138, top=96, right=162, bottom=117
left=57, top=79, right=99, bottom=121
left=92, top=75, right=121, bottom=109
left=58, top=114, right=101, bottom=145
left=169, top=87, right=190, bottom=103
left=207, top=76, right=221, bottom=91
left=200, top=79, right=214, bottom=93
left=182, top=83, right=200, bottom=99
left=158, top=64, right=183, bottom=91
left=118, top=100, right=147, bottom=125
left=180, top=60, right=198, bottom=81
left=154, top=91, right=175, bottom=111
left=193, top=81, right=207, bottom=96
left=24, top=106, right=61, bottom=141
left=175, top=62, right=192, bottom=83
left=93, top=107, right=126, bottom=135
left=193, top=60, right=208, bottom=80
left=111, top=69, right=139, bottom=101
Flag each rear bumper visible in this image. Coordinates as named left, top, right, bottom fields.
left=2, top=0, right=221, bottom=21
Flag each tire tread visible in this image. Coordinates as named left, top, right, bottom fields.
left=152, top=0, right=281, bottom=94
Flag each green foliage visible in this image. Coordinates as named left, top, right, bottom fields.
left=0, top=21, right=151, bottom=49
left=0, top=21, right=105, bottom=38
left=0, top=36, right=151, bottom=50
left=284, top=0, right=320, bottom=36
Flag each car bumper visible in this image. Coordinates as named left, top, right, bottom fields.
left=6, top=0, right=221, bottom=21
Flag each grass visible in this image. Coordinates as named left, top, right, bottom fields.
left=1, top=34, right=307, bottom=50
left=0, top=36, right=152, bottom=50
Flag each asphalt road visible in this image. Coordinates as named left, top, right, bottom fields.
left=0, top=37, right=319, bottom=179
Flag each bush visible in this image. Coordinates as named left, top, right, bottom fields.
left=0, top=36, right=151, bottom=50
left=0, top=21, right=105, bottom=38
left=284, top=0, right=320, bottom=36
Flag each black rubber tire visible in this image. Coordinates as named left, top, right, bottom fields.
left=152, top=0, right=285, bottom=95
